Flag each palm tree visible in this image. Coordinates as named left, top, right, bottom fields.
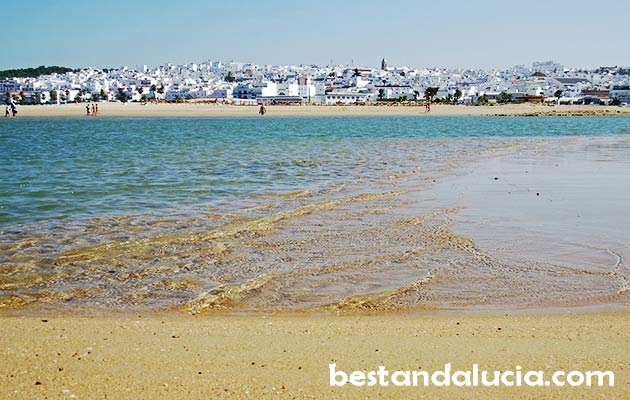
left=424, top=87, right=439, bottom=103
left=377, top=88, right=385, bottom=101
left=156, top=85, right=165, bottom=102
left=454, top=89, right=462, bottom=104
left=149, top=84, right=157, bottom=101
left=477, top=94, right=489, bottom=105
left=413, top=90, right=420, bottom=102
left=554, top=89, right=563, bottom=105
left=117, top=87, right=128, bottom=103
left=498, top=91, right=513, bottom=104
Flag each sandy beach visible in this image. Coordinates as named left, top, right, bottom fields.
left=11, top=101, right=630, bottom=117
left=3, top=104, right=630, bottom=399
left=1, top=312, right=628, bottom=399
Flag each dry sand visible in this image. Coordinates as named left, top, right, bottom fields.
left=1, top=312, right=628, bottom=399
left=12, top=101, right=630, bottom=117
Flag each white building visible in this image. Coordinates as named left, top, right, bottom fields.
left=610, top=85, right=630, bottom=103
left=232, top=81, right=277, bottom=99
left=209, top=88, right=233, bottom=99
left=296, top=76, right=317, bottom=102
left=277, top=83, right=299, bottom=96
left=325, top=90, right=374, bottom=104
left=298, top=84, right=316, bottom=102
left=375, top=85, right=415, bottom=100
left=0, top=79, right=21, bottom=92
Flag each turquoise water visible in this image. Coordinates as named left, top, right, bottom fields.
left=2, top=116, right=629, bottom=227
left=1, top=115, right=630, bottom=314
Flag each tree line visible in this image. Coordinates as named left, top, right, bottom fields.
left=0, top=65, right=75, bottom=79
left=376, top=87, right=462, bottom=103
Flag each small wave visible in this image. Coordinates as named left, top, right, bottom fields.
left=326, top=276, right=434, bottom=312
left=606, top=248, right=630, bottom=295
left=185, top=273, right=276, bottom=314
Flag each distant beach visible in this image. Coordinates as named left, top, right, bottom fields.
left=11, top=101, right=630, bottom=118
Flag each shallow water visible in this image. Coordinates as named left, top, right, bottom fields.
left=1, top=115, right=629, bottom=314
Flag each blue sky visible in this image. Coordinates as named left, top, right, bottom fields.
left=4, top=0, right=629, bottom=70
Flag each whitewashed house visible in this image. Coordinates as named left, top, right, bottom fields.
left=375, top=84, right=415, bottom=100
left=298, top=76, right=317, bottom=103
left=276, top=82, right=299, bottom=96
left=209, top=87, right=233, bottom=99
left=325, top=90, right=374, bottom=104
left=232, top=81, right=278, bottom=99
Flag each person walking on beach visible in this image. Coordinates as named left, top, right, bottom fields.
left=91, top=103, right=96, bottom=116
left=258, top=104, right=266, bottom=116
left=86, top=104, right=91, bottom=116
left=4, top=104, right=10, bottom=118
left=10, top=101, right=17, bottom=116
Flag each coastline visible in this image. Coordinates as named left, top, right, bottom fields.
left=1, top=311, right=627, bottom=399
left=10, top=101, right=630, bottom=117
left=3, top=107, right=630, bottom=399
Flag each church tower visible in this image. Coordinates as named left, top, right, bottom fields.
left=381, top=58, right=387, bottom=70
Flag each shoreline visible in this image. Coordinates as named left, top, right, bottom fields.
left=3, top=107, right=629, bottom=399
left=9, top=101, right=630, bottom=117
left=2, top=123, right=629, bottom=317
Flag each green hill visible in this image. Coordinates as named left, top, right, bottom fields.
left=0, top=65, right=75, bottom=79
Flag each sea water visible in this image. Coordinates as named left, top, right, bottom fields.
left=1, top=115, right=629, bottom=314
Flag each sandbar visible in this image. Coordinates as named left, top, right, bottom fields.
left=10, top=101, right=630, bottom=118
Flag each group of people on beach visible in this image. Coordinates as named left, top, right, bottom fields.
left=86, top=103, right=99, bottom=116
left=4, top=100, right=17, bottom=117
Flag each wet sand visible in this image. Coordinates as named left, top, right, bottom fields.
left=13, top=101, right=630, bottom=117
left=428, top=135, right=630, bottom=311
left=4, top=135, right=629, bottom=314
left=1, top=312, right=628, bottom=399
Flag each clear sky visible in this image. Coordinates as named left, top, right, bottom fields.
left=4, top=0, right=629, bottom=71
